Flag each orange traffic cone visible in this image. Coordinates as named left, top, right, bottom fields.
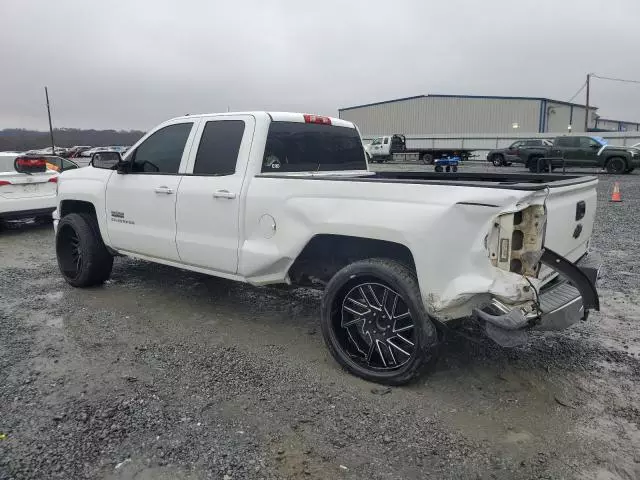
left=610, top=182, right=622, bottom=202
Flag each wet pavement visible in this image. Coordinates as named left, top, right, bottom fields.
left=1, top=164, right=639, bottom=479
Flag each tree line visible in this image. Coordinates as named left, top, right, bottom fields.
left=0, top=128, right=146, bottom=152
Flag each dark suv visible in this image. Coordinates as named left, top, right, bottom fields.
left=487, top=139, right=552, bottom=167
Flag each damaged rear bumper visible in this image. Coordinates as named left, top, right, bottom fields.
left=474, top=249, right=602, bottom=347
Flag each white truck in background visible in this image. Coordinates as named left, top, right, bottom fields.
left=53, top=112, right=601, bottom=385
left=364, top=134, right=476, bottom=164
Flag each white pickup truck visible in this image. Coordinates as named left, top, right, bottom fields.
left=53, top=112, right=601, bottom=385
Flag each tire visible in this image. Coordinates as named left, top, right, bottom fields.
left=320, top=258, right=439, bottom=385
left=435, top=165, right=443, bottom=172
left=55, top=213, right=114, bottom=287
left=445, top=166, right=451, bottom=172
left=452, top=165, right=458, bottom=172
left=492, top=154, right=504, bottom=167
left=606, top=157, right=627, bottom=174
left=421, top=153, right=433, bottom=165
left=528, top=156, right=544, bottom=173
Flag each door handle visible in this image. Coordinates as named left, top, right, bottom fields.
left=213, top=189, right=236, bottom=199
left=154, top=186, right=174, bottom=195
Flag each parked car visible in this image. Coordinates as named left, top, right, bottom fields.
left=26, top=146, right=68, bottom=156
left=487, top=139, right=552, bottom=167
left=79, top=147, right=114, bottom=158
left=66, top=146, right=92, bottom=158
left=54, top=111, right=601, bottom=385
left=0, top=153, right=59, bottom=225
left=518, top=136, right=638, bottom=173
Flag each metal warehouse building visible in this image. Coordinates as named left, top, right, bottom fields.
left=339, top=94, right=610, bottom=136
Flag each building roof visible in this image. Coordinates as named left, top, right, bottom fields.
left=596, top=117, right=640, bottom=125
left=339, top=94, right=598, bottom=112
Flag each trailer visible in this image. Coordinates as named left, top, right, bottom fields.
left=364, top=134, right=476, bottom=164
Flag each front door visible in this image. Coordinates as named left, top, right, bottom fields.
left=106, top=121, right=197, bottom=261
left=176, top=115, right=255, bottom=274
left=575, top=136, right=602, bottom=168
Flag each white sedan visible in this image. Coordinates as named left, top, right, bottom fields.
left=0, top=153, right=59, bottom=225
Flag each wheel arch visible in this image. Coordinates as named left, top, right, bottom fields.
left=58, top=199, right=111, bottom=248
left=287, top=234, right=417, bottom=286
left=604, top=155, right=629, bottom=173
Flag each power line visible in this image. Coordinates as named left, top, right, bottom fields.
left=567, top=81, right=587, bottom=103
left=592, top=74, right=640, bottom=85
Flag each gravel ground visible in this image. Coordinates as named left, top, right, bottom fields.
left=1, top=163, right=639, bottom=480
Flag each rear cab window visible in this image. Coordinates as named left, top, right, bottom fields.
left=262, top=121, right=367, bottom=173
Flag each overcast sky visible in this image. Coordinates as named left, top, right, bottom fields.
left=2, top=0, right=639, bottom=131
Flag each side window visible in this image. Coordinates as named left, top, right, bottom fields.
left=383, top=137, right=389, bottom=145
left=371, top=138, right=382, bottom=145
left=193, top=120, right=245, bottom=176
left=588, top=137, right=602, bottom=148
left=555, top=137, right=574, bottom=147
left=62, top=159, right=79, bottom=171
left=511, top=141, right=523, bottom=148
left=130, top=123, right=193, bottom=174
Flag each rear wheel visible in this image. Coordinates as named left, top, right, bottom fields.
left=452, top=165, right=458, bottom=172
left=435, top=165, right=443, bottom=172
left=421, top=153, right=433, bottom=165
left=492, top=154, right=504, bottom=167
left=320, top=259, right=439, bottom=385
left=56, top=213, right=113, bottom=287
left=606, top=157, right=627, bottom=174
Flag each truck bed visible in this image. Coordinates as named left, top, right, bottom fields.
left=371, top=171, right=597, bottom=190
left=259, top=171, right=598, bottom=191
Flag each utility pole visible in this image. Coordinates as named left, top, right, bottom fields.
left=584, top=74, right=591, bottom=132
left=45, top=86, right=55, bottom=153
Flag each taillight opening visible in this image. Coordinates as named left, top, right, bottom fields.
left=303, top=114, right=332, bottom=125
left=0, top=180, right=11, bottom=186
left=48, top=177, right=58, bottom=183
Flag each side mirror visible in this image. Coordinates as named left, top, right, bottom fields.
left=14, top=156, right=47, bottom=174
left=92, top=151, right=122, bottom=170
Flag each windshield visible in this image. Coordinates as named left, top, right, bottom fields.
left=262, top=121, right=367, bottom=173
left=590, top=136, right=607, bottom=146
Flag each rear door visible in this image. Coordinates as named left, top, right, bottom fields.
left=550, top=137, right=580, bottom=166
left=176, top=115, right=255, bottom=273
left=106, top=120, right=198, bottom=261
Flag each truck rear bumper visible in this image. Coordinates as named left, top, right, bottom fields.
left=474, top=250, right=602, bottom=347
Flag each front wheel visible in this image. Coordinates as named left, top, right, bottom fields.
left=56, top=213, right=114, bottom=287
left=606, top=157, right=627, bottom=174
left=320, top=259, right=439, bottom=385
